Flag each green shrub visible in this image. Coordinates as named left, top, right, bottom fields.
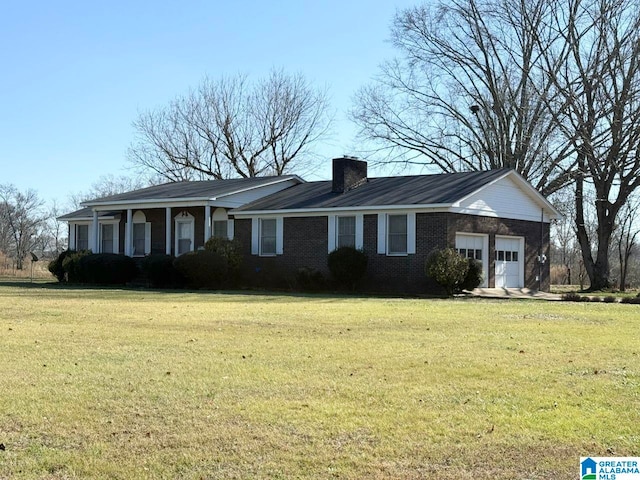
left=62, top=250, right=92, bottom=283
left=140, top=254, right=184, bottom=288
left=48, top=250, right=76, bottom=282
left=173, top=251, right=228, bottom=289
left=621, top=296, right=640, bottom=304
left=425, top=248, right=469, bottom=296
left=77, top=254, right=138, bottom=285
left=327, top=247, right=368, bottom=290
left=459, top=259, right=483, bottom=292
left=602, top=296, right=617, bottom=303
left=205, top=237, right=243, bottom=286
left=295, top=267, right=326, bottom=292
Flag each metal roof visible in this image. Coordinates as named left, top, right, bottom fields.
left=80, top=175, right=300, bottom=206
left=233, top=169, right=512, bottom=212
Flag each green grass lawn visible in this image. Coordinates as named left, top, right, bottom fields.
left=0, top=284, right=638, bottom=479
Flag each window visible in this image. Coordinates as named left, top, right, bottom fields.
left=260, top=219, right=277, bottom=256
left=133, top=223, right=146, bottom=256
left=76, top=225, right=89, bottom=251
left=496, top=250, right=519, bottom=262
left=337, top=216, right=356, bottom=248
left=456, top=248, right=482, bottom=261
left=213, top=220, right=228, bottom=239
left=101, top=224, right=114, bottom=253
left=387, top=214, right=407, bottom=255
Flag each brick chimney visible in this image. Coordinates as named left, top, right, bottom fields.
left=332, top=156, right=368, bottom=193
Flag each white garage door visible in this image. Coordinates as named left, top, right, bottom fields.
left=495, top=237, right=524, bottom=288
left=455, top=233, right=488, bottom=287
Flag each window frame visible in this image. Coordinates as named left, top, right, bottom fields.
left=259, top=218, right=277, bottom=256
left=336, top=215, right=357, bottom=249
left=387, top=214, right=408, bottom=256
left=174, top=212, right=195, bottom=256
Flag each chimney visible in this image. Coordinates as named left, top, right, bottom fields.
left=332, top=156, right=368, bottom=193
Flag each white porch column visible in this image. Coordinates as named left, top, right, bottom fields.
left=165, top=207, right=172, bottom=255
left=204, top=205, right=211, bottom=243
left=92, top=210, right=99, bottom=252
left=125, top=209, right=133, bottom=256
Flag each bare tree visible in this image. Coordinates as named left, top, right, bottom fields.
left=0, top=185, right=47, bottom=270
left=544, top=0, right=640, bottom=290
left=128, top=70, right=332, bottom=182
left=613, top=195, right=639, bottom=291
left=68, top=174, right=148, bottom=210
left=351, top=0, right=575, bottom=194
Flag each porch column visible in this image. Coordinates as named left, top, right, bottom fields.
left=165, top=207, right=171, bottom=255
left=125, top=209, right=133, bottom=256
left=204, top=205, right=211, bottom=243
left=92, top=210, right=99, bottom=252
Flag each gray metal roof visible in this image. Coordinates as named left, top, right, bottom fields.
left=81, top=175, right=299, bottom=205
left=234, top=169, right=512, bottom=212
left=57, top=208, right=121, bottom=221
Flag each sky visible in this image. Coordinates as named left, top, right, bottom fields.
left=1, top=0, right=419, bottom=210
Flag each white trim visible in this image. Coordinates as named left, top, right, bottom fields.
left=329, top=214, right=363, bottom=251
left=69, top=223, right=76, bottom=249
left=204, top=205, right=212, bottom=243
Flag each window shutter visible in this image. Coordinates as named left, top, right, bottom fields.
left=276, top=217, right=284, bottom=255
left=227, top=220, right=234, bottom=240
left=407, top=212, right=416, bottom=254
left=88, top=225, right=95, bottom=253
left=70, top=224, right=76, bottom=250
left=251, top=218, right=259, bottom=255
left=355, top=214, right=364, bottom=250
left=145, top=222, right=152, bottom=255
left=327, top=215, right=336, bottom=253
left=377, top=214, right=386, bottom=254
left=113, top=223, right=120, bottom=254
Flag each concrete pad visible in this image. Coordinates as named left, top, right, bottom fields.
left=470, top=287, right=562, bottom=300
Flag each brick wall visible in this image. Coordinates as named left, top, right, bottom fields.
left=234, top=212, right=551, bottom=294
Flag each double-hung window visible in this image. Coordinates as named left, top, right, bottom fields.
left=337, top=216, right=356, bottom=248
left=76, top=225, right=89, bottom=251
left=213, top=220, right=228, bottom=239
left=101, top=224, right=114, bottom=253
left=387, top=214, right=408, bottom=255
left=132, top=223, right=146, bottom=256
left=260, top=219, right=277, bottom=256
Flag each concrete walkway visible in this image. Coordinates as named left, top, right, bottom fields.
left=469, top=287, right=562, bottom=300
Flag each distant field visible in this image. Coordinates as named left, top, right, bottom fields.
left=0, top=283, right=638, bottom=479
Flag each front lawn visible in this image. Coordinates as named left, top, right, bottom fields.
left=0, top=284, right=637, bottom=479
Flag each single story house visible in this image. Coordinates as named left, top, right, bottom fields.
left=60, top=157, right=560, bottom=293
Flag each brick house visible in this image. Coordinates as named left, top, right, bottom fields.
left=60, top=157, right=559, bottom=293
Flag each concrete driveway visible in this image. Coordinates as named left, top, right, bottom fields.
left=469, top=288, right=562, bottom=300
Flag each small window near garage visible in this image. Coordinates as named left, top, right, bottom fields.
left=387, top=214, right=408, bottom=255
left=77, top=225, right=89, bottom=251
left=101, top=224, right=114, bottom=253
left=337, top=216, right=356, bottom=248
left=260, top=218, right=277, bottom=256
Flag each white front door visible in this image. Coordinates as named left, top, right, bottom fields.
left=495, top=237, right=524, bottom=288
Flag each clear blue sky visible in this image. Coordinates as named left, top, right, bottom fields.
left=1, top=0, right=418, bottom=208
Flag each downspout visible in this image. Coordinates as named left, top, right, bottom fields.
left=539, top=208, right=544, bottom=291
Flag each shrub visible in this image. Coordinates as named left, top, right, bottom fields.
left=76, top=254, right=138, bottom=285
left=602, top=296, right=617, bottom=303
left=62, top=250, right=92, bottom=283
left=459, top=259, right=483, bottom=292
left=561, top=292, right=582, bottom=302
left=48, top=250, right=76, bottom=282
left=621, top=296, right=640, bottom=304
left=327, top=247, right=368, bottom=290
left=295, top=267, right=326, bottom=292
left=141, top=254, right=184, bottom=288
left=173, top=251, right=228, bottom=289
left=425, top=248, right=469, bottom=296
left=205, top=237, right=243, bottom=286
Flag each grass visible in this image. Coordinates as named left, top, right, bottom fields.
left=0, top=284, right=638, bottom=479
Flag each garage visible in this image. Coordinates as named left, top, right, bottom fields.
left=455, top=233, right=488, bottom=287
left=495, top=236, right=524, bottom=288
